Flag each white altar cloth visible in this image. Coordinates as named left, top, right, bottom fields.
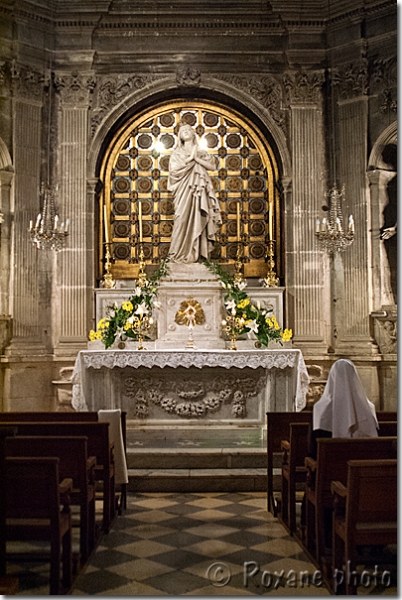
left=72, top=349, right=309, bottom=419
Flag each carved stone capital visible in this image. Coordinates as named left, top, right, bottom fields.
left=332, top=60, right=369, bottom=100
left=54, top=71, right=96, bottom=107
left=10, top=60, right=45, bottom=102
left=371, top=308, right=397, bottom=355
left=282, top=70, right=324, bottom=106
left=214, top=74, right=284, bottom=128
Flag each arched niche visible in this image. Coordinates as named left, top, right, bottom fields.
left=88, top=77, right=290, bottom=282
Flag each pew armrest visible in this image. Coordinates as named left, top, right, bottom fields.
left=59, top=478, right=73, bottom=495
left=304, top=456, right=317, bottom=471
left=331, top=480, right=347, bottom=497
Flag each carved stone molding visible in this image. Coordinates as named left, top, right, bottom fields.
left=90, top=74, right=164, bottom=137
left=332, top=60, right=369, bottom=100
left=54, top=71, right=96, bottom=107
left=371, top=307, right=397, bottom=355
left=10, top=60, right=45, bottom=102
left=214, top=74, right=284, bottom=127
left=282, top=70, right=324, bottom=106
left=176, top=66, right=201, bottom=87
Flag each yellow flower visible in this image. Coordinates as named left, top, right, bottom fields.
left=95, top=331, right=103, bottom=340
left=97, top=318, right=108, bottom=330
left=271, top=315, right=277, bottom=324
left=274, top=322, right=279, bottom=330
left=237, top=298, right=250, bottom=309
left=122, top=301, right=133, bottom=312
left=242, top=313, right=247, bottom=319
left=89, top=329, right=97, bottom=341
left=281, top=328, right=293, bottom=342
left=123, top=321, right=132, bottom=331
left=265, top=317, right=273, bottom=328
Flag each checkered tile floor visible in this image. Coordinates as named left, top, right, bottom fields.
left=6, top=492, right=397, bottom=596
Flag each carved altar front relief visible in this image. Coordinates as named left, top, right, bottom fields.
left=72, top=349, right=309, bottom=438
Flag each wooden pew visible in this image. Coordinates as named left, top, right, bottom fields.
left=332, top=459, right=397, bottom=595
left=0, top=426, right=18, bottom=596
left=0, top=411, right=127, bottom=513
left=266, top=411, right=312, bottom=514
left=378, top=420, right=397, bottom=437
left=280, top=422, right=310, bottom=534
left=0, top=421, right=115, bottom=533
left=5, top=436, right=96, bottom=564
left=266, top=410, right=396, bottom=515
left=304, top=436, right=397, bottom=566
left=5, top=457, right=73, bottom=595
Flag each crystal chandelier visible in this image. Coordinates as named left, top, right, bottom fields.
left=29, top=183, right=69, bottom=251
left=315, top=184, right=355, bottom=254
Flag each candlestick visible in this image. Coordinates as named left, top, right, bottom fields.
left=236, top=201, right=241, bottom=242
left=138, top=201, right=143, bottom=242
left=29, top=220, right=33, bottom=231
left=103, top=205, right=109, bottom=243
left=268, top=202, right=273, bottom=240
left=321, top=218, right=327, bottom=232
left=35, top=213, right=41, bottom=228
left=349, top=215, right=355, bottom=233
left=54, top=215, right=59, bottom=231
left=65, top=218, right=69, bottom=232
left=316, top=219, right=320, bottom=233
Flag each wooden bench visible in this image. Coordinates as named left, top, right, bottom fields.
left=266, top=410, right=396, bottom=516
left=305, top=436, right=397, bottom=566
left=5, top=436, right=96, bottom=564
left=280, top=422, right=310, bottom=534
left=378, top=420, right=397, bottom=437
left=5, top=457, right=73, bottom=595
left=266, top=410, right=312, bottom=514
left=0, top=411, right=127, bottom=513
left=0, top=421, right=115, bottom=533
left=332, top=459, right=397, bottom=595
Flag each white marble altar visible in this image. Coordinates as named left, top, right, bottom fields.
left=72, top=349, right=309, bottom=439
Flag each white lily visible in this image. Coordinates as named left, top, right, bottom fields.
left=237, top=280, right=247, bottom=290
left=153, top=300, right=162, bottom=309
left=133, top=286, right=143, bottom=297
left=135, top=302, right=149, bottom=317
left=246, top=319, right=259, bottom=334
left=225, top=298, right=236, bottom=312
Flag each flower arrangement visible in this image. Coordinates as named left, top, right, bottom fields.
left=89, top=258, right=169, bottom=349
left=205, top=260, right=292, bottom=348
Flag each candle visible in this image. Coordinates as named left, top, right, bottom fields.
left=65, top=218, right=69, bottom=232
left=336, top=217, right=341, bottom=231
left=103, top=206, right=109, bottom=243
left=268, top=202, right=273, bottom=240
left=54, top=215, right=59, bottom=231
left=236, top=201, right=241, bottom=242
left=35, top=213, right=41, bottom=228
left=29, top=220, right=33, bottom=231
left=138, top=201, right=143, bottom=242
left=321, top=218, right=327, bottom=232
left=60, top=222, right=65, bottom=233
left=349, top=215, right=355, bottom=233
left=316, top=219, right=320, bottom=233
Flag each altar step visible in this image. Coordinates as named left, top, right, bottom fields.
left=126, top=448, right=279, bottom=493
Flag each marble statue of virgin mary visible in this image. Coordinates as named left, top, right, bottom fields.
left=168, top=123, right=222, bottom=263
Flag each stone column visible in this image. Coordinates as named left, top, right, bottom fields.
left=334, top=61, right=377, bottom=354
left=283, top=71, right=330, bottom=355
left=0, top=170, right=13, bottom=318
left=54, top=72, right=96, bottom=356
left=6, top=64, right=46, bottom=354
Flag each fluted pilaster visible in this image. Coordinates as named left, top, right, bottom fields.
left=283, top=71, right=330, bottom=353
left=54, top=72, right=96, bottom=355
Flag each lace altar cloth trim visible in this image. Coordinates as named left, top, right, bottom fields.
left=72, top=349, right=309, bottom=413
left=78, top=349, right=301, bottom=370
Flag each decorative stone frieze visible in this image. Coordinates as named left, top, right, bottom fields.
left=54, top=71, right=96, bottom=107
left=371, top=56, right=397, bottom=114
left=124, top=370, right=265, bottom=419
left=332, top=60, right=369, bottom=100
left=282, top=70, right=324, bottom=105
left=10, top=60, right=45, bottom=102
left=214, top=74, right=284, bottom=127
left=90, top=74, right=163, bottom=136
left=176, top=66, right=201, bottom=87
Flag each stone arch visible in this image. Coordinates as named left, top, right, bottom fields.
left=367, top=120, right=397, bottom=308
left=87, top=74, right=291, bottom=181
left=0, top=136, right=13, bottom=172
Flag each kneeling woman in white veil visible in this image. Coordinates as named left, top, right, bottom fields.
left=168, top=123, right=222, bottom=263
left=309, top=358, right=379, bottom=459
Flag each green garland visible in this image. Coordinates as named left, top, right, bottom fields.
left=204, top=260, right=292, bottom=347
